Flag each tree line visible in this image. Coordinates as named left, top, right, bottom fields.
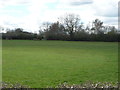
left=1, top=14, right=120, bottom=42
left=2, top=28, right=42, bottom=40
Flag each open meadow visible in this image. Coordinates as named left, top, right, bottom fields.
left=2, top=40, right=118, bottom=88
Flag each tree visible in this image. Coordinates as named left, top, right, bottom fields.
left=92, top=19, right=104, bottom=34
left=61, top=14, right=81, bottom=40
left=42, top=22, right=51, bottom=39
left=0, top=26, right=4, bottom=39
left=38, top=30, right=44, bottom=40
left=0, top=26, right=4, bottom=33
left=49, top=21, right=65, bottom=35
left=43, top=21, right=67, bottom=40
left=43, top=22, right=51, bottom=32
left=107, top=26, right=117, bottom=35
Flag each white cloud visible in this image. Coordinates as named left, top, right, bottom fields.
left=0, top=0, right=31, bottom=8
left=0, top=0, right=119, bottom=32
left=92, top=0, right=118, bottom=17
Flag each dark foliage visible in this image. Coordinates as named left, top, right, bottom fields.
left=1, top=18, right=120, bottom=42
left=2, top=28, right=42, bottom=40
left=43, top=21, right=119, bottom=42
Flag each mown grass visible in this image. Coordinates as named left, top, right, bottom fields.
left=2, top=40, right=118, bottom=88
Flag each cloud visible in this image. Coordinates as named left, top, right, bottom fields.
left=92, top=0, right=118, bottom=17
left=0, top=0, right=53, bottom=32
left=0, top=0, right=118, bottom=32
left=0, top=0, right=31, bottom=8
left=70, top=0, right=93, bottom=6
left=103, top=17, right=118, bottom=26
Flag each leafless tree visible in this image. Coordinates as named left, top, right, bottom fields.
left=92, top=19, right=104, bottom=34
left=60, top=14, right=81, bottom=40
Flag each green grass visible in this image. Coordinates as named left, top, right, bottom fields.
left=2, top=40, right=118, bottom=88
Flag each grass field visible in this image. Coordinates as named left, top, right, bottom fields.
left=2, top=40, right=118, bottom=88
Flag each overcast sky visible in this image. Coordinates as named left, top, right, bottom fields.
left=0, top=0, right=118, bottom=33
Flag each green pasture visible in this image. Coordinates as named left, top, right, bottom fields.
left=2, top=40, right=118, bottom=87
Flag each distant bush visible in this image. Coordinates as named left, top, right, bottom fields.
left=2, top=28, right=43, bottom=40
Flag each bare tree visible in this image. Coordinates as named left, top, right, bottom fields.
left=42, top=22, right=51, bottom=32
left=0, top=26, right=4, bottom=33
left=92, top=19, right=104, bottom=34
left=61, top=14, right=81, bottom=40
